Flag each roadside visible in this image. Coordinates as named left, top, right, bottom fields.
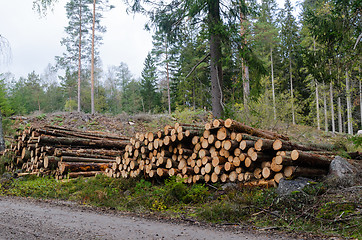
left=0, top=195, right=297, bottom=240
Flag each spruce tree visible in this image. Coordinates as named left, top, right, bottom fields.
left=140, top=53, right=159, bottom=112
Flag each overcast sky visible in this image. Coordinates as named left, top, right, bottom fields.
left=0, top=0, right=153, bottom=79
left=0, top=0, right=292, bottom=81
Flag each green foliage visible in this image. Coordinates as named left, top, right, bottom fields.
left=171, top=107, right=209, bottom=124
left=64, top=99, right=77, bottom=112
left=348, top=135, right=362, bottom=149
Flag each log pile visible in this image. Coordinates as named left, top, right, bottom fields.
left=4, top=125, right=129, bottom=179
left=108, top=119, right=335, bottom=186
left=4, top=118, right=336, bottom=186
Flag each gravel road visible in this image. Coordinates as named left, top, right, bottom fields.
left=0, top=196, right=298, bottom=240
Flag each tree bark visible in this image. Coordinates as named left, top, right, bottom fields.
left=77, top=0, right=82, bottom=112
left=323, top=82, right=328, bottom=132
left=289, top=52, right=295, bottom=125
left=346, top=70, right=353, bottom=134
left=208, top=0, right=223, bottom=118
left=271, top=47, right=276, bottom=120
left=330, top=82, right=335, bottom=133
left=0, top=110, right=5, bottom=151
left=90, top=0, right=96, bottom=114
left=338, top=97, right=343, bottom=133
left=316, top=81, right=320, bottom=130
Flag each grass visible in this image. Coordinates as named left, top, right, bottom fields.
left=0, top=174, right=360, bottom=239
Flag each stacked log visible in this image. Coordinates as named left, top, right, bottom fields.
left=5, top=119, right=336, bottom=186
left=109, top=119, right=335, bottom=186
left=5, top=125, right=129, bottom=179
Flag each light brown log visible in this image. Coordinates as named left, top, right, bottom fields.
left=59, top=162, right=111, bottom=175
left=214, top=165, right=223, bottom=175
left=44, top=156, right=61, bottom=169
left=228, top=171, right=238, bottom=182
left=38, top=136, right=129, bottom=149
left=212, top=156, right=227, bottom=167
left=220, top=173, right=228, bottom=182
left=244, top=172, right=254, bottom=181
left=182, top=166, right=194, bottom=175
left=168, top=168, right=180, bottom=176
left=224, top=162, right=235, bottom=172
left=244, top=157, right=254, bottom=168
left=274, top=172, right=284, bottom=183
left=201, top=138, right=209, bottom=149
left=250, top=152, right=273, bottom=162
left=270, top=161, right=283, bottom=172
left=202, top=156, right=211, bottom=165
left=204, top=163, right=213, bottom=174
left=273, top=139, right=325, bottom=152
left=212, top=119, right=225, bottom=128
left=67, top=171, right=103, bottom=178
left=233, top=157, right=241, bottom=167
left=253, top=168, right=262, bottom=179
left=223, top=140, right=239, bottom=151
left=239, top=140, right=255, bottom=151
left=290, top=150, right=332, bottom=168
left=238, top=173, right=244, bottom=182
left=21, top=148, right=31, bottom=160
left=254, top=139, right=275, bottom=152
left=198, top=149, right=210, bottom=158
left=157, top=168, right=169, bottom=177
left=224, top=119, right=289, bottom=140
left=214, top=140, right=222, bottom=149
left=283, top=166, right=328, bottom=178
left=211, top=172, right=218, bottom=183
left=262, top=167, right=273, bottom=179
left=216, top=127, right=230, bottom=141
left=61, top=156, right=116, bottom=163
left=204, top=174, right=210, bottom=182
left=243, top=179, right=277, bottom=188
left=234, top=148, right=241, bottom=157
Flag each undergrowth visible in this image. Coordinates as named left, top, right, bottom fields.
left=0, top=174, right=360, bottom=239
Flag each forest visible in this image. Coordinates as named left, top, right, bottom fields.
left=0, top=0, right=361, bottom=133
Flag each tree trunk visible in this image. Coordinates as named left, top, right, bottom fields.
left=208, top=0, right=223, bottom=118
left=338, top=97, right=343, bottom=133
left=323, top=82, right=328, bottom=132
left=316, top=81, right=320, bottom=130
left=78, top=0, right=82, bottom=112
left=0, top=110, right=5, bottom=151
left=346, top=70, right=353, bottom=134
left=289, top=54, right=295, bottom=124
left=165, top=38, right=171, bottom=114
left=90, top=0, right=96, bottom=114
left=271, top=47, right=276, bottom=120
left=330, top=82, right=335, bottom=133
left=360, top=67, right=362, bottom=129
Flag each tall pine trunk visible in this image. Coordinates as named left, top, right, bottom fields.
left=338, top=96, right=343, bottom=133
left=0, top=110, right=5, bottom=152
left=316, top=81, right=320, bottom=130
left=330, top=82, right=335, bottom=133
left=240, top=6, right=249, bottom=113
left=346, top=70, right=353, bottom=134
left=359, top=66, right=362, bottom=129
left=90, top=0, right=96, bottom=114
left=165, top=39, right=171, bottom=114
left=208, top=0, right=223, bottom=118
left=323, top=82, right=328, bottom=132
left=271, top=48, right=276, bottom=120
left=77, top=0, right=82, bottom=112
left=289, top=54, right=295, bottom=124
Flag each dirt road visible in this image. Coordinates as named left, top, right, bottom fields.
left=0, top=196, right=296, bottom=240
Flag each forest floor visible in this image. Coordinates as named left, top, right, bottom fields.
left=1, top=111, right=362, bottom=239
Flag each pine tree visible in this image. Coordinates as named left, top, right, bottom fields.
left=279, top=0, right=300, bottom=124
left=140, top=53, right=160, bottom=112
